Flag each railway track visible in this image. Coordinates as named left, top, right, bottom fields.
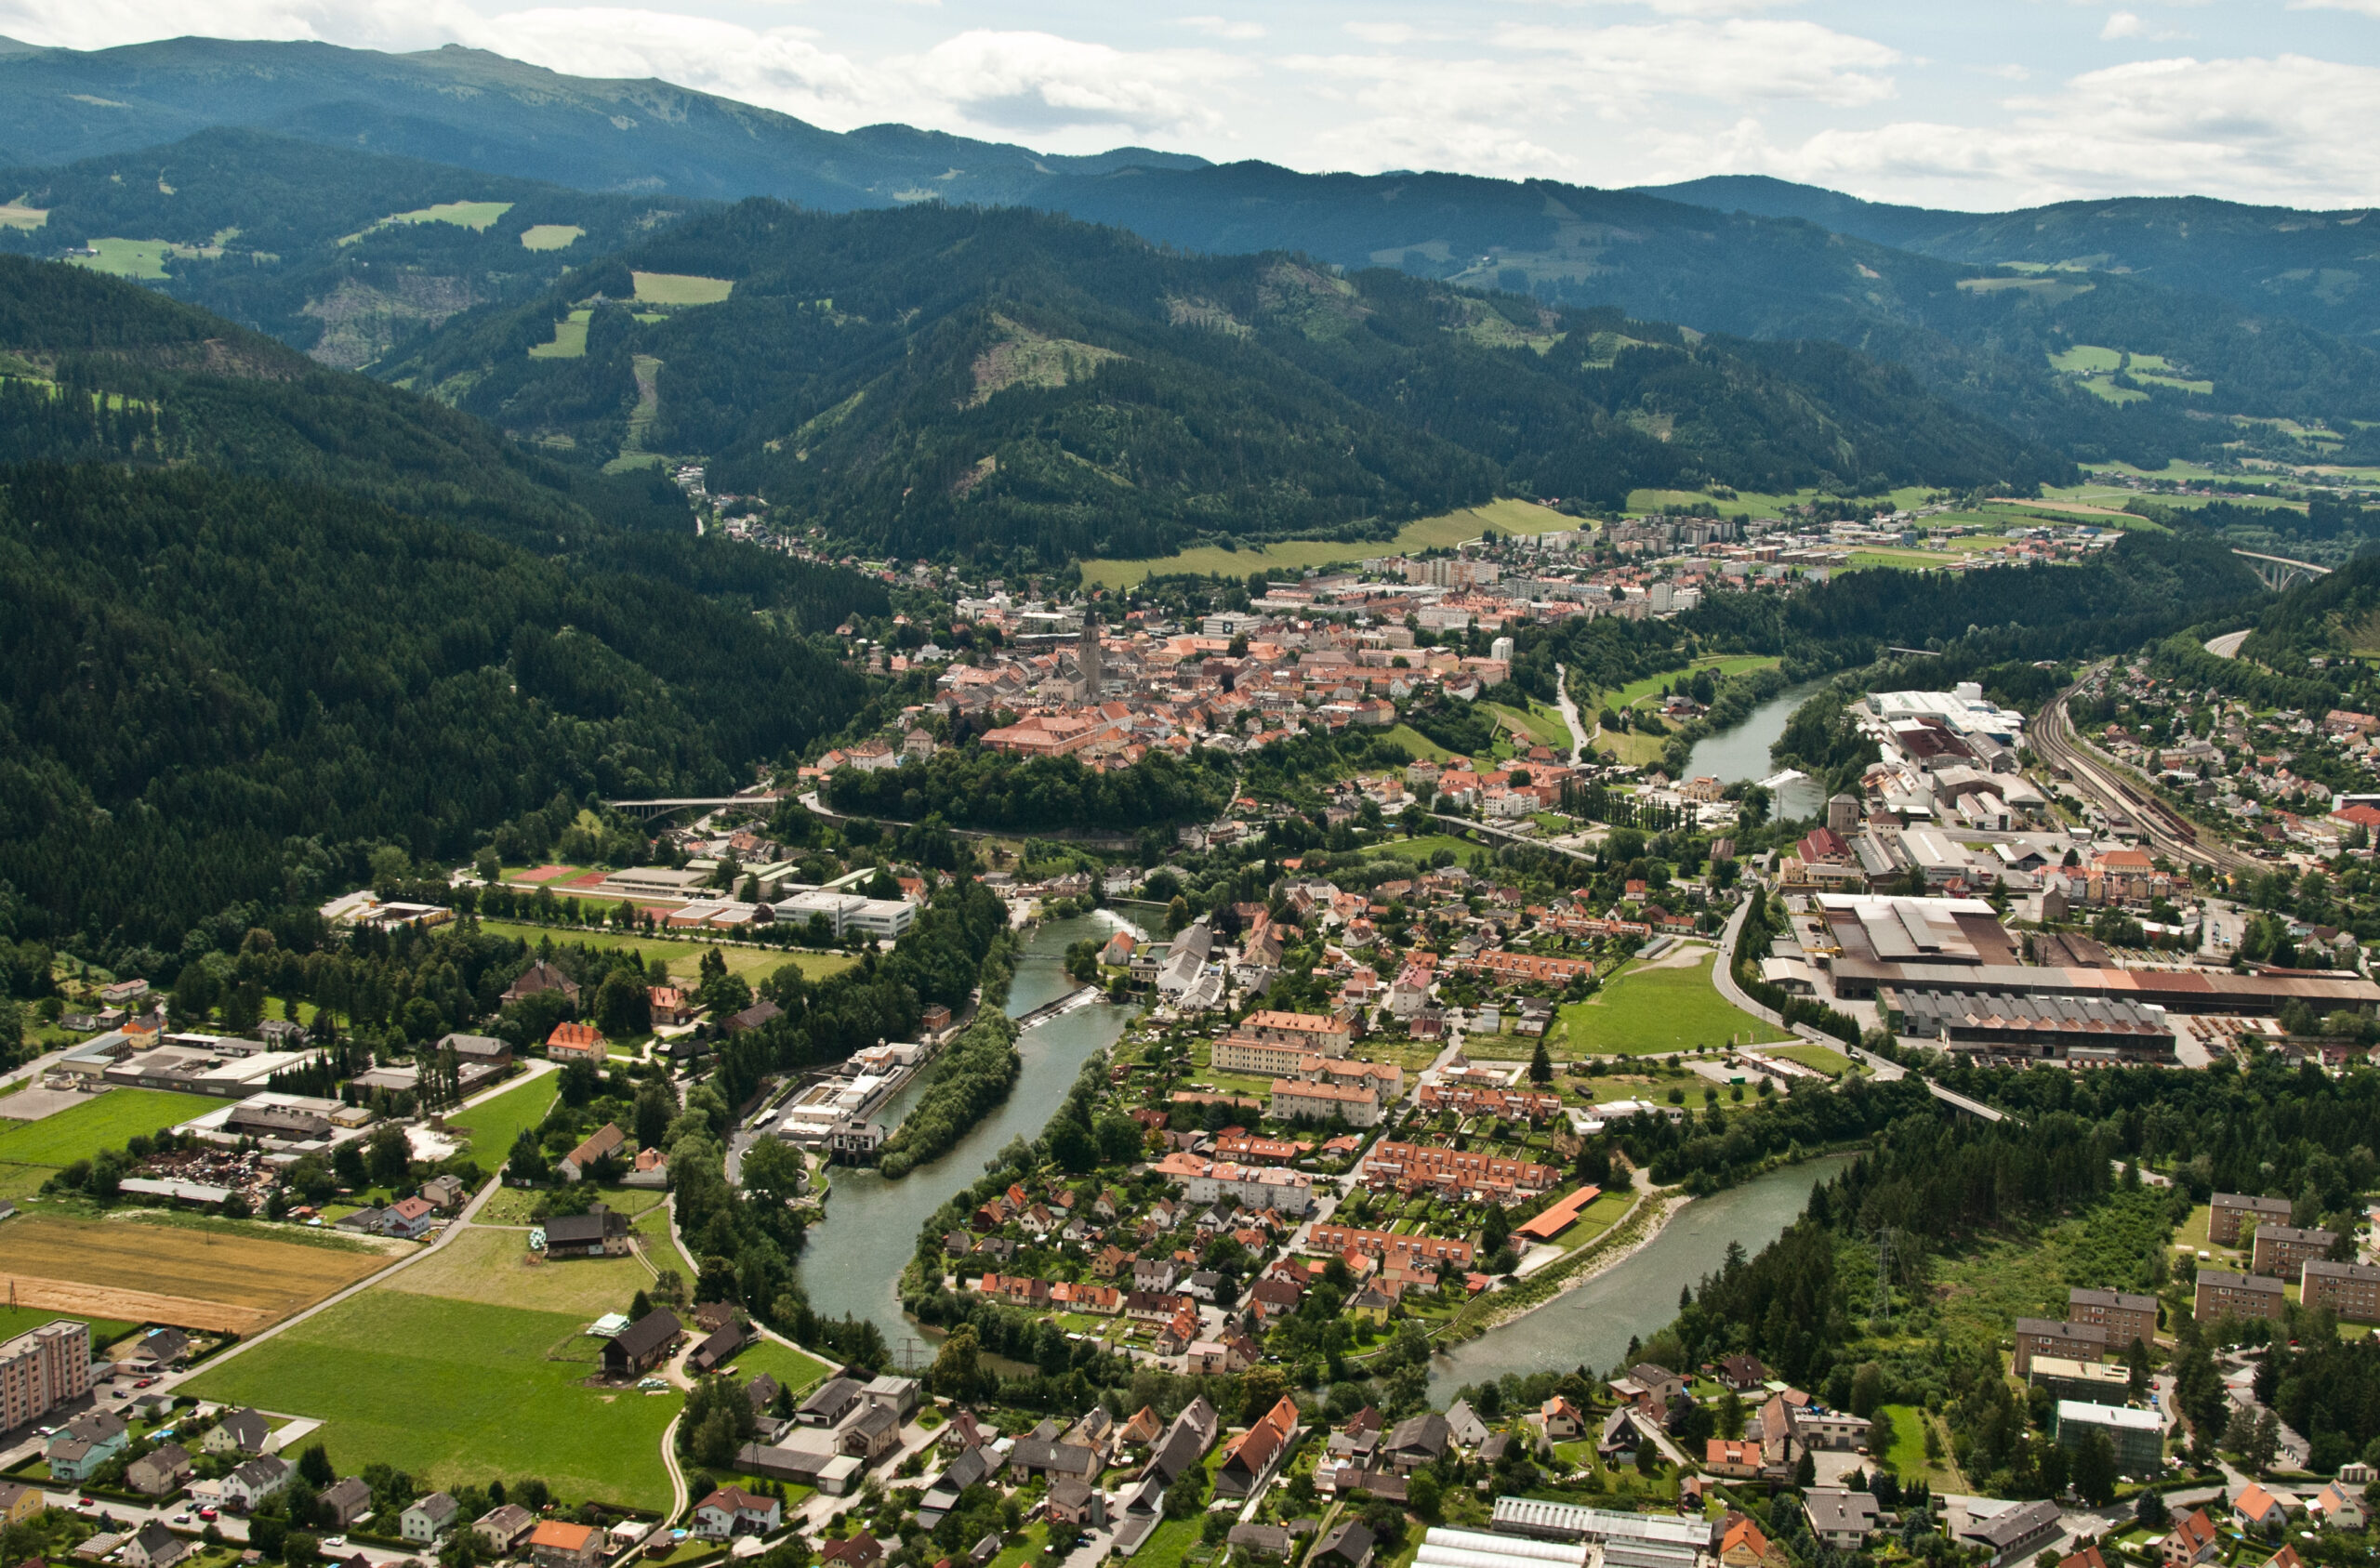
left=2032, top=671, right=2254, bottom=874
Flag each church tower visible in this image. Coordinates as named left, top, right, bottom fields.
left=1079, top=612, right=1104, bottom=698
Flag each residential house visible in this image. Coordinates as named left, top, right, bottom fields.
left=127, top=1327, right=192, bottom=1371
left=220, top=1456, right=294, bottom=1512
left=46, top=1412, right=130, bottom=1482
left=1803, top=1491, right=1879, bottom=1549
left=2232, top=1482, right=2289, bottom=1533
left=318, top=1478, right=373, bottom=1529
left=474, top=1505, right=538, bottom=1553
left=1314, top=1522, right=1376, bottom=1568
left=205, top=1408, right=272, bottom=1456
left=691, top=1320, right=753, bottom=1374
left=504, top=962, right=580, bottom=1005
left=0, top=1481, right=44, bottom=1527
left=1214, top=1396, right=1301, bottom=1498
left=2309, top=1482, right=2366, bottom=1531
left=2162, top=1511, right=2222, bottom=1568
left=545, top=1021, right=606, bottom=1063
left=694, top=1485, right=782, bottom=1538
left=1540, top=1396, right=1585, bottom=1443
left=557, top=1123, right=627, bottom=1182
left=546, top=1205, right=630, bottom=1258
left=1444, top=1400, right=1489, bottom=1450
left=403, top=1493, right=460, bottom=1544
left=600, top=1310, right=681, bottom=1377
left=382, top=1195, right=438, bottom=1240
left=1956, top=1500, right=2061, bottom=1565
left=1720, top=1518, right=1781, bottom=1568
left=1047, top=1477, right=1105, bottom=1529
left=818, top=1535, right=883, bottom=1568
left=121, top=1522, right=192, bottom=1568
left=127, top=1443, right=195, bottom=1496
left=526, top=1521, right=607, bottom=1568
left=1382, top=1413, right=1450, bottom=1474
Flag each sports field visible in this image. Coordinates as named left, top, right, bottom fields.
left=0, top=1215, right=390, bottom=1333
left=632, top=271, right=734, bottom=306
left=187, top=1291, right=675, bottom=1507
left=1079, top=498, right=1577, bottom=589
left=1557, top=953, right=1771, bottom=1055
left=0, top=1089, right=218, bottom=1168
left=386, top=1226, right=651, bottom=1318
left=441, top=1073, right=558, bottom=1163
left=519, top=224, right=584, bottom=251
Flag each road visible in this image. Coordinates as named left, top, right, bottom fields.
left=2031, top=666, right=2253, bottom=874
left=1554, top=664, right=1593, bottom=764
left=2203, top=629, right=2251, bottom=659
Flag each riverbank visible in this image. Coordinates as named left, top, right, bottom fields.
left=1429, top=1152, right=1856, bottom=1392
left=1443, top=1183, right=1686, bottom=1344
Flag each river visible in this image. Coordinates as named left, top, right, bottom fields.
left=1428, top=1154, right=1852, bottom=1395
left=791, top=911, right=1142, bottom=1363
left=1683, top=679, right=1830, bottom=823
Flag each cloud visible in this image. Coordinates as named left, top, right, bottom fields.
left=2101, top=10, right=2148, bottom=37
left=900, top=30, right=1254, bottom=137
left=1487, top=19, right=1902, bottom=107
left=1175, top=15, right=1266, bottom=41
left=2287, top=0, right=2380, bottom=13
left=1744, top=53, right=2380, bottom=206
left=1342, top=21, right=1421, bottom=44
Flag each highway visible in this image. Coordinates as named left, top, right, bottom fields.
left=2030, top=666, right=2254, bottom=874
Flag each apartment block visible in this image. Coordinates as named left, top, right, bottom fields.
left=2250, top=1225, right=2335, bottom=1280
left=2208, top=1192, right=2292, bottom=1246
left=2068, top=1287, right=2158, bottom=1351
left=2194, top=1269, right=2285, bottom=1324
left=2301, top=1258, right=2380, bottom=1324
left=0, top=1319, right=93, bottom=1430
left=2013, top=1316, right=2105, bottom=1377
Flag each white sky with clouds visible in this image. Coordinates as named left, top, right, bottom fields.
left=5, top=0, right=2380, bottom=211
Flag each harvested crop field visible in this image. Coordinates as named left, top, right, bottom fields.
left=0, top=1216, right=392, bottom=1333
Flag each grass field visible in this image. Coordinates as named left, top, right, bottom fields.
left=529, top=308, right=592, bottom=360
left=0, top=1089, right=218, bottom=1168
left=0, top=1161, right=50, bottom=1200
left=69, top=238, right=174, bottom=279
left=0, top=1215, right=390, bottom=1333
left=1485, top=701, right=1571, bottom=751
left=1620, top=484, right=1937, bottom=519
left=0, top=204, right=47, bottom=229
left=2048, top=345, right=2124, bottom=374
left=1078, top=497, right=1576, bottom=589
left=474, top=921, right=855, bottom=986
left=0, top=1304, right=139, bottom=1345
left=443, top=1074, right=558, bottom=1162
left=383, top=201, right=514, bottom=231
left=1594, top=654, right=1781, bottom=714
left=519, top=224, right=584, bottom=251
left=387, top=1226, right=650, bottom=1319
left=1381, top=723, right=1456, bottom=763
left=632, top=271, right=734, bottom=306
left=1876, top=1403, right=1964, bottom=1489
left=720, top=1336, right=832, bottom=1394
left=187, top=1291, right=675, bottom=1507
left=1557, top=954, right=1771, bottom=1055
left=475, top=1183, right=664, bottom=1227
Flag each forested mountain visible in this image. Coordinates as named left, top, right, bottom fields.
left=0, top=36, right=1204, bottom=205
left=0, top=128, right=702, bottom=369
left=0, top=256, right=882, bottom=953
left=1, top=38, right=2374, bottom=468
left=384, top=200, right=2065, bottom=561
left=1642, top=175, right=2380, bottom=345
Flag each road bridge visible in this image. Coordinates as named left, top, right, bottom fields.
left=2231, top=549, right=2332, bottom=592
left=604, top=797, right=778, bottom=822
